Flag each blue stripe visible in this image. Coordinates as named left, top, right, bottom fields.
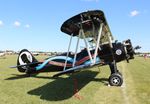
left=36, top=56, right=73, bottom=70
left=84, top=57, right=100, bottom=65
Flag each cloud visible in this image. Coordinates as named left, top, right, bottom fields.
left=0, top=20, right=3, bottom=26
left=14, top=21, right=21, bottom=27
left=130, top=10, right=140, bottom=17
left=25, top=24, right=30, bottom=28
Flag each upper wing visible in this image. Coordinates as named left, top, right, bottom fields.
left=61, top=10, right=113, bottom=44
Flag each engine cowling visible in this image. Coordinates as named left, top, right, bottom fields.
left=98, top=39, right=135, bottom=63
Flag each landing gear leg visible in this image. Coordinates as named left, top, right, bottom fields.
left=108, top=62, right=123, bottom=86
left=109, top=62, right=118, bottom=74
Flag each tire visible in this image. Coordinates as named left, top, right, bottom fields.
left=109, top=73, right=123, bottom=86
left=111, top=70, right=122, bottom=76
left=117, top=70, right=122, bottom=76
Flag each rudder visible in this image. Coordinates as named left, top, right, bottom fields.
left=17, top=49, right=38, bottom=72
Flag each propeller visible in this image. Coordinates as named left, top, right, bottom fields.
left=134, top=45, right=141, bottom=50
left=123, top=39, right=134, bottom=63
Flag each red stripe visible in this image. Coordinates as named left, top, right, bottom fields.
left=75, top=56, right=89, bottom=65
left=48, top=61, right=72, bottom=67
left=39, top=54, right=96, bottom=67
left=76, top=54, right=95, bottom=65
left=39, top=60, right=72, bottom=67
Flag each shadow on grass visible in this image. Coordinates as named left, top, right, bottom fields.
left=0, top=57, right=6, bottom=59
left=27, top=70, right=108, bottom=101
left=5, top=74, right=56, bottom=80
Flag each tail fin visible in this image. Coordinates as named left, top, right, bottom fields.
left=17, top=49, right=38, bottom=72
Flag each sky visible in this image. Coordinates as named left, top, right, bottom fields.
left=0, top=0, right=149, bottom=52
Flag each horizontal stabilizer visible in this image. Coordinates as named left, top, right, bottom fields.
left=10, top=62, right=42, bottom=68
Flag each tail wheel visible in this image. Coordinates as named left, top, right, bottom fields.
left=109, top=73, right=123, bottom=86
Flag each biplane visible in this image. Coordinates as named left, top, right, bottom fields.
left=11, top=10, right=140, bottom=86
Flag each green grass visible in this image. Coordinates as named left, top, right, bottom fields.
left=0, top=55, right=150, bottom=104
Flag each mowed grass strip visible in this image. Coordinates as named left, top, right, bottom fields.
left=0, top=55, right=150, bottom=104
left=123, top=57, right=150, bottom=104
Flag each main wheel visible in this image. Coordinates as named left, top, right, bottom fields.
left=109, top=73, right=123, bottom=86
left=111, top=70, right=122, bottom=76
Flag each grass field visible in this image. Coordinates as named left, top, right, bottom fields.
left=0, top=55, right=150, bottom=104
